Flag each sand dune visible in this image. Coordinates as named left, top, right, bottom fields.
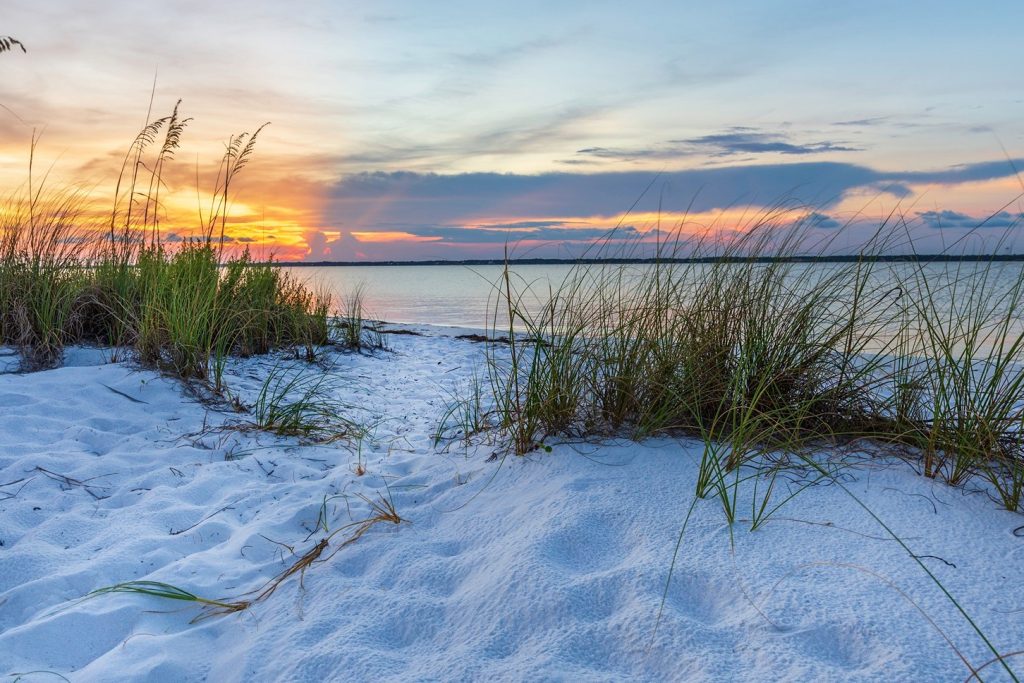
left=1, top=327, right=1022, bottom=681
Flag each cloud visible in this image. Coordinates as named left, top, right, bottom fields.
left=802, top=211, right=842, bottom=229
left=302, top=158, right=1024, bottom=260
left=329, top=158, right=1024, bottom=228
left=389, top=224, right=640, bottom=244
left=318, top=161, right=939, bottom=227
left=575, top=128, right=860, bottom=162
left=300, top=223, right=644, bottom=261
left=452, top=35, right=566, bottom=68
left=832, top=117, right=891, bottom=127
left=342, top=103, right=608, bottom=170
left=477, top=220, right=584, bottom=229
left=327, top=163, right=882, bottom=222
left=163, top=232, right=258, bottom=244
left=556, top=158, right=601, bottom=166
left=893, top=161, right=1024, bottom=186
left=674, top=130, right=860, bottom=156
left=918, top=209, right=1024, bottom=229
left=316, top=158, right=1024, bottom=253
left=305, top=230, right=360, bottom=260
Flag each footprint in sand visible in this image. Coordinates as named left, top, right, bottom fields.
left=664, top=570, right=741, bottom=626
left=784, top=621, right=894, bottom=673
left=540, top=511, right=627, bottom=574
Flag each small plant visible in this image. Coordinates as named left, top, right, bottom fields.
left=83, top=491, right=403, bottom=622
left=249, top=363, right=358, bottom=442
left=85, top=581, right=250, bottom=620
left=434, top=370, right=489, bottom=447
left=351, top=425, right=382, bottom=476
left=332, top=285, right=386, bottom=352
left=0, top=148, right=92, bottom=370
left=486, top=256, right=591, bottom=454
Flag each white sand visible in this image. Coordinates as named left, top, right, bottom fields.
left=1, top=327, right=1023, bottom=681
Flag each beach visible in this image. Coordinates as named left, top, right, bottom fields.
left=2, top=324, right=1022, bottom=681
left=4, top=1, right=1024, bottom=679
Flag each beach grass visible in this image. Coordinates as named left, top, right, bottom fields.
left=331, top=284, right=387, bottom=353
left=0, top=108, right=328, bottom=385
left=434, top=369, right=487, bottom=448
left=484, top=210, right=1024, bottom=516
left=247, top=362, right=359, bottom=442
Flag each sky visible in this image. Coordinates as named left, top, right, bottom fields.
left=2, top=0, right=1023, bottom=261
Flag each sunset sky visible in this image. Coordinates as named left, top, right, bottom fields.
left=2, top=1, right=1023, bottom=261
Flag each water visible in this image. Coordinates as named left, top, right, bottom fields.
left=281, top=264, right=577, bottom=328
left=281, top=262, right=1024, bottom=349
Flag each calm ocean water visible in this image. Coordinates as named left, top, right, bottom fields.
left=281, top=263, right=1024, bottom=342
left=281, top=264, right=576, bottom=328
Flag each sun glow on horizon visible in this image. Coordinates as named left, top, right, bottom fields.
left=1, top=107, right=1021, bottom=262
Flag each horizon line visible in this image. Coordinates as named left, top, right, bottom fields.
left=270, top=254, right=1024, bottom=267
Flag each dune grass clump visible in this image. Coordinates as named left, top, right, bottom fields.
left=488, top=218, right=895, bottom=452
left=0, top=176, right=91, bottom=369
left=899, top=260, right=1024, bottom=508
left=0, top=105, right=329, bottom=382
left=247, top=363, right=359, bottom=442
left=331, top=285, right=387, bottom=353
left=122, top=243, right=330, bottom=385
left=485, top=210, right=1024, bottom=513
left=434, top=370, right=488, bottom=448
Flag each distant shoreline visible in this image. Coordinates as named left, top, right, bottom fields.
left=274, top=255, right=1024, bottom=267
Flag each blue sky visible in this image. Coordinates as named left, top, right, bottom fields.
left=2, top=0, right=1023, bottom=259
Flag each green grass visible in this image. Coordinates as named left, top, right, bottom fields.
left=248, top=362, right=359, bottom=442
left=434, top=369, right=488, bottom=448
left=331, top=284, right=387, bottom=353
left=0, top=106, right=329, bottom=386
left=485, top=211, right=1024, bottom=516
